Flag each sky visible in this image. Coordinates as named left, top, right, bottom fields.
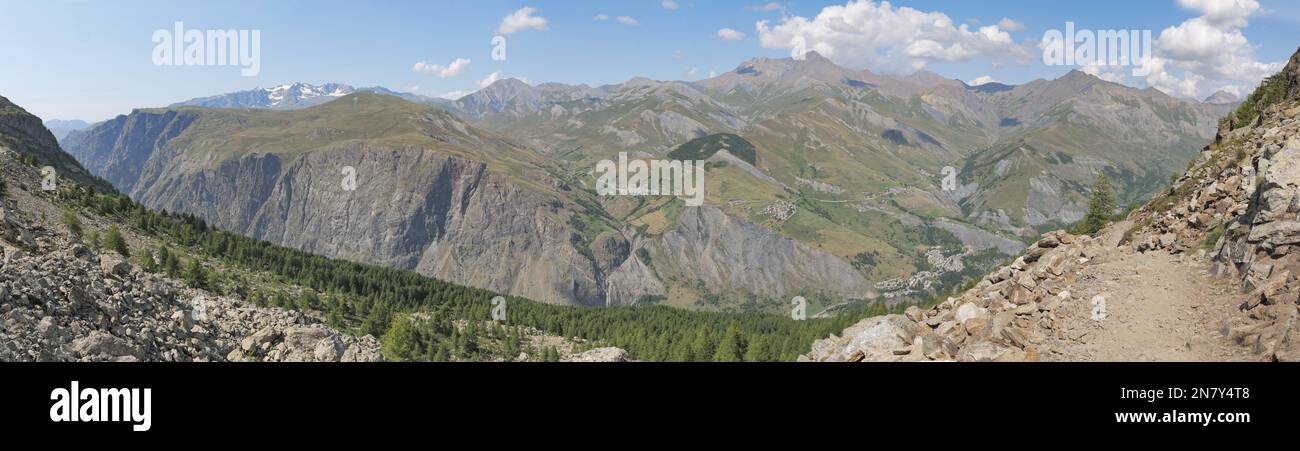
left=2, top=0, right=1298, bottom=122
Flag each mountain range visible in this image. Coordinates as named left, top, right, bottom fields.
left=60, top=52, right=1237, bottom=311
left=42, top=119, right=90, bottom=142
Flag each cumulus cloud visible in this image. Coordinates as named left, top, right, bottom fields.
left=616, top=16, right=640, bottom=26
left=1140, top=0, right=1279, bottom=98
left=498, top=7, right=548, bottom=35
left=412, top=58, right=471, bottom=78
left=661, top=0, right=680, bottom=10
left=755, top=0, right=1030, bottom=73
left=478, top=71, right=502, bottom=88
left=593, top=14, right=609, bottom=21
left=717, top=28, right=746, bottom=41
left=967, top=75, right=998, bottom=86
left=997, top=17, right=1025, bottom=32
left=1177, top=0, right=1261, bottom=28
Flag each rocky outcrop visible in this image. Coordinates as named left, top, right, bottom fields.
left=802, top=231, right=1092, bottom=362
left=0, top=196, right=380, bottom=362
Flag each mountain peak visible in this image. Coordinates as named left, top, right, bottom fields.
left=487, top=77, right=532, bottom=89
left=1203, top=90, right=1240, bottom=105
left=802, top=50, right=832, bottom=64
left=1060, top=69, right=1102, bottom=82
left=171, top=82, right=357, bottom=110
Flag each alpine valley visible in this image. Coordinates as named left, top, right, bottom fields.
left=59, top=52, right=1237, bottom=315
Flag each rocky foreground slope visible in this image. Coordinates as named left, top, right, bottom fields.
left=803, top=48, right=1300, bottom=362
left=0, top=151, right=383, bottom=362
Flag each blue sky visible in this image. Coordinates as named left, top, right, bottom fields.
left=2, top=0, right=1298, bottom=122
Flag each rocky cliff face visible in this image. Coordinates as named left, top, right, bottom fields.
left=80, top=132, right=612, bottom=307
left=642, top=206, right=871, bottom=303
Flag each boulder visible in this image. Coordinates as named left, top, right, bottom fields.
left=562, top=347, right=631, bottom=362
left=955, top=302, right=988, bottom=326
left=956, top=340, right=1025, bottom=362
left=99, top=254, right=132, bottom=279
left=71, top=331, right=139, bottom=360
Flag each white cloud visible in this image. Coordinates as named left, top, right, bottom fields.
left=1141, top=58, right=1206, bottom=98
left=967, top=75, right=998, bottom=86
left=672, top=49, right=684, bottom=60
left=687, top=67, right=699, bottom=77
left=746, top=2, right=784, bottom=12
left=593, top=14, right=609, bottom=21
left=478, top=71, right=502, bottom=88
left=717, top=28, right=747, bottom=41
left=755, top=0, right=1030, bottom=73
left=498, top=7, right=548, bottom=35
left=412, top=58, right=472, bottom=78
left=1177, top=0, right=1261, bottom=28
left=1135, top=0, right=1280, bottom=99
left=997, top=17, right=1025, bottom=32
left=616, top=16, right=640, bottom=26
left=661, top=0, right=680, bottom=10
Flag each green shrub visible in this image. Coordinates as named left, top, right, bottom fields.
left=62, top=209, right=82, bottom=237
left=1070, top=174, right=1117, bottom=236
left=1229, top=75, right=1287, bottom=130
left=104, top=225, right=129, bottom=257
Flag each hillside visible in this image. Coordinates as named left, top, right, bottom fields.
left=4, top=95, right=889, bottom=361
left=804, top=47, right=1300, bottom=362
left=0, top=95, right=111, bottom=192
left=61, top=92, right=883, bottom=311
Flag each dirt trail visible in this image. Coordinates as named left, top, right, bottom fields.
left=1049, top=221, right=1256, bottom=362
